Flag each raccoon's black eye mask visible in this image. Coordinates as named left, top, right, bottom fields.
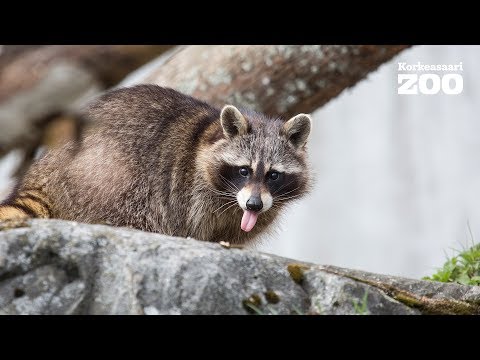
left=216, top=161, right=291, bottom=193
left=238, top=167, right=282, bottom=183
left=217, top=164, right=249, bottom=191
left=269, top=173, right=303, bottom=198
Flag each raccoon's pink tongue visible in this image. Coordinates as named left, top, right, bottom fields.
left=241, top=210, right=259, bottom=232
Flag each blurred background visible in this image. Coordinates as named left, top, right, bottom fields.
left=257, top=45, right=480, bottom=278
left=1, top=45, right=479, bottom=279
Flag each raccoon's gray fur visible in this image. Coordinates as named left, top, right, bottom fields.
left=0, top=85, right=312, bottom=244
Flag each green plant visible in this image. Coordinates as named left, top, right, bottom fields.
left=423, top=224, right=480, bottom=286
left=244, top=302, right=265, bottom=315
left=423, top=245, right=480, bottom=285
left=352, top=289, right=369, bottom=315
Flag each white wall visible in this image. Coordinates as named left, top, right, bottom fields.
left=257, top=45, right=480, bottom=279
left=1, top=45, right=479, bottom=279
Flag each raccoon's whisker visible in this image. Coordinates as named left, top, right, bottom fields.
left=213, top=200, right=237, bottom=214
left=210, top=189, right=231, bottom=195
left=271, top=184, right=288, bottom=196
left=213, top=194, right=236, bottom=200
left=219, top=181, right=236, bottom=194
left=219, top=174, right=239, bottom=192
left=219, top=196, right=236, bottom=202
left=226, top=179, right=239, bottom=191
left=274, top=186, right=300, bottom=198
left=210, top=188, right=233, bottom=195
left=271, top=180, right=296, bottom=196
left=219, top=191, right=237, bottom=200
left=219, top=174, right=230, bottom=184
left=213, top=192, right=237, bottom=199
left=272, top=200, right=286, bottom=208
left=274, top=194, right=303, bottom=202
left=222, top=184, right=238, bottom=194
left=213, top=199, right=237, bottom=213
left=211, top=187, right=234, bottom=194
left=218, top=202, right=239, bottom=216
left=275, top=194, right=302, bottom=201
left=210, top=189, right=236, bottom=199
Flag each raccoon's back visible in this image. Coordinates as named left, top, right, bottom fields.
left=85, top=85, right=221, bottom=164
left=13, top=85, right=222, bottom=231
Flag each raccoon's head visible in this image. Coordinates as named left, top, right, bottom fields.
left=203, top=104, right=312, bottom=233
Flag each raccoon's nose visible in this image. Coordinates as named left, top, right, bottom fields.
left=246, top=196, right=263, bottom=212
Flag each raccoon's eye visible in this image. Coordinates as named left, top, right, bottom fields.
left=269, top=171, right=279, bottom=181
left=239, top=167, right=249, bottom=177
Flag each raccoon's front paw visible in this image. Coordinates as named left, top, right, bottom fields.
left=0, top=206, right=31, bottom=231
left=0, top=218, right=31, bottom=231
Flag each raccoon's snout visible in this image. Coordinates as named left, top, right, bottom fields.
left=237, top=187, right=272, bottom=213
left=238, top=191, right=272, bottom=232
left=246, top=196, right=263, bottom=212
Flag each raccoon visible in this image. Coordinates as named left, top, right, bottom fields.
left=0, top=85, right=312, bottom=244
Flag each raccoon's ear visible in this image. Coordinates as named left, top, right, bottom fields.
left=220, top=105, right=248, bottom=138
left=283, top=114, right=312, bottom=149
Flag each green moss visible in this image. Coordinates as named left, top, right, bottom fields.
left=287, top=263, right=310, bottom=285
left=393, top=291, right=478, bottom=315
left=393, top=292, right=422, bottom=307
left=264, top=290, right=280, bottom=304
left=423, top=243, right=480, bottom=286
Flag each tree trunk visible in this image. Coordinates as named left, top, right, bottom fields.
left=0, top=45, right=173, bottom=159
left=0, top=45, right=410, bottom=176
left=0, top=45, right=42, bottom=68
left=127, top=45, right=410, bottom=118
left=0, top=45, right=173, bottom=102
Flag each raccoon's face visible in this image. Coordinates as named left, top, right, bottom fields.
left=205, top=105, right=312, bottom=233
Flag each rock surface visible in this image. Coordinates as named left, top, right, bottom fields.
left=0, top=219, right=478, bottom=315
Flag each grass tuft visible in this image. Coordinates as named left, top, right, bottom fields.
left=423, top=242, right=480, bottom=286
left=352, top=289, right=369, bottom=315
